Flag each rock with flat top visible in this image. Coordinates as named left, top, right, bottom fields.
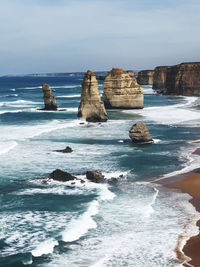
left=103, top=68, right=143, bottom=109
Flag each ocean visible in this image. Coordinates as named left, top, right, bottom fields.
left=0, top=74, right=200, bottom=267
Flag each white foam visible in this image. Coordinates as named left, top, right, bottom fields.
left=123, top=96, right=200, bottom=126
left=56, top=94, right=80, bottom=98
left=153, top=138, right=161, bottom=144
left=31, top=238, right=58, bottom=257
left=0, top=141, right=18, bottom=155
left=62, top=200, right=99, bottom=242
left=144, top=187, right=159, bottom=218
left=0, top=99, right=42, bottom=108
left=52, top=85, right=81, bottom=89
left=19, top=86, right=42, bottom=90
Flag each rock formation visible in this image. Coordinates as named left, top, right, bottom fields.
left=54, top=146, right=73, bottom=153
left=103, top=68, right=143, bottom=109
left=137, top=70, right=154, bottom=85
left=86, top=171, right=105, bottom=183
left=152, top=66, right=169, bottom=91
left=164, top=62, right=200, bottom=95
left=42, top=83, right=57, bottom=110
left=78, top=70, right=108, bottom=122
left=49, top=169, right=85, bottom=183
left=129, top=123, right=153, bottom=143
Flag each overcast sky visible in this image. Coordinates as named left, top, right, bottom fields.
left=0, top=0, right=200, bottom=75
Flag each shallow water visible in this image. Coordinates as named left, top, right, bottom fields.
left=0, top=75, right=200, bottom=266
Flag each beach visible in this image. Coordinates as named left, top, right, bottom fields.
left=157, top=148, right=200, bottom=267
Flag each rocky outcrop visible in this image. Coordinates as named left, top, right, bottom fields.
left=54, top=146, right=73, bottom=153
left=42, top=83, right=57, bottom=110
left=78, top=71, right=108, bottom=122
left=103, top=68, right=143, bottom=109
left=137, top=70, right=154, bottom=85
left=49, top=169, right=85, bottom=183
left=129, top=123, right=153, bottom=143
left=164, top=62, right=200, bottom=96
left=86, top=171, right=105, bottom=183
left=152, top=66, right=169, bottom=91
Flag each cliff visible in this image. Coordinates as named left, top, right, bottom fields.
left=78, top=70, right=108, bottom=122
left=137, top=70, right=154, bottom=85
left=42, top=83, right=57, bottom=110
left=152, top=66, right=169, bottom=91
left=164, top=62, right=200, bottom=95
left=102, top=68, right=143, bottom=109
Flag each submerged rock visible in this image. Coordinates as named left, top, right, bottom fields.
left=86, top=171, right=105, bottom=183
left=54, top=146, right=73, bottom=153
left=129, top=123, right=153, bottom=143
left=78, top=70, right=108, bottom=122
left=103, top=68, right=143, bottom=109
left=42, top=83, right=57, bottom=110
left=137, top=70, right=154, bottom=85
left=49, top=169, right=77, bottom=182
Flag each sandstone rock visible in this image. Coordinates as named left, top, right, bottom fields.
left=78, top=70, right=108, bottom=122
left=164, top=62, right=200, bottom=96
left=129, top=123, right=153, bottom=143
left=42, top=83, right=57, bottom=110
left=103, top=68, right=143, bottom=109
left=54, top=146, right=73, bottom=153
left=137, top=70, right=154, bottom=85
left=153, top=66, right=169, bottom=91
left=86, top=171, right=105, bottom=183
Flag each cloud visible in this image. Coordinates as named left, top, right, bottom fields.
left=0, top=0, right=200, bottom=74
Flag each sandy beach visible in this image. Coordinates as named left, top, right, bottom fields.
left=157, top=148, right=200, bottom=267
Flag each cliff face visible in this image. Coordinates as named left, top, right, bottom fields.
left=164, top=62, right=200, bottom=95
left=152, top=66, right=169, bottom=91
left=137, top=70, right=154, bottom=85
left=102, top=68, right=143, bottom=109
left=42, top=83, right=57, bottom=110
left=78, top=70, right=108, bottom=122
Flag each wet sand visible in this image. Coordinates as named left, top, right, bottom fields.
left=156, top=148, right=200, bottom=267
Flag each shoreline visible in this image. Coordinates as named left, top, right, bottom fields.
left=155, top=147, right=200, bottom=267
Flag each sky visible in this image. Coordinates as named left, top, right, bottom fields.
left=0, top=0, right=200, bottom=75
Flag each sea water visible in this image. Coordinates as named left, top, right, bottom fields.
left=0, top=75, right=200, bottom=267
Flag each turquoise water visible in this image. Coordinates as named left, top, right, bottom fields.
left=0, top=75, right=200, bottom=266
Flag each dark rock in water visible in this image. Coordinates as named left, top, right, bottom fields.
left=49, top=169, right=77, bottom=182
left=78, top=70, right=108, bottom=122
left=137, top=70, right=154, bottom=85
left=86, top=171, right=105, bottom=183
left=42, top=83, right=57, bottom=110
left=153, top=66, right=169, bottom=91
left=54, top=146, right=73, bottom=153
left=129, top=123, right=153, bottom=143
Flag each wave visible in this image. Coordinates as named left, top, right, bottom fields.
left=31, top=238, right=58, bottom=257
left=123, top=96, right=200, bottom=126
left=56, top=94, right=80, bottom=98
left=0, top=141, right=18, bottom=155
left=62, top=200, right=99, bottom=242
left=18, top=86, right=42, bottom=90
left=52, top=85, right=81, bottom=89
left=0, top=99, right=42, bottom=108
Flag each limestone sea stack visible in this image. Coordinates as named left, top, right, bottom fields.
left=103, top=68, right=143, bottom=109
left=42, top=83, right=57, bottom=110
left=129, top=122, right=153, bottom=143
left=164, top=62, right=200, bottom=96
left=78, top=70, right=108, bottom=122
left=152, top=66, right=169, bottom=91
left=137, top=70, right=154, bottom=85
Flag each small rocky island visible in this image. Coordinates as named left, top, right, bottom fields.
left=129, top=123, right=153, bottom=143
left=137, top=70, right=154, bottom=85
left=103, top=68, right=143, bottom=109
left=41, top=83, right=57, bottom=110
left=78, top=70, right=108, bottom=122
